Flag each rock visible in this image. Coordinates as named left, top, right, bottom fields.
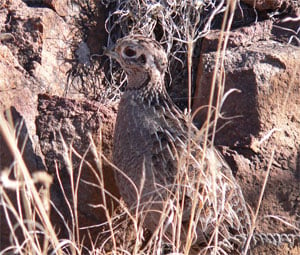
left=0, top=0, right=113, bottom=250
left=193, top=38, right=300, bottom=147
left=0, top=46, right=45, bottom=252
left=44, top=0, right=72, bottom=17
left=241, top=0, right=282, bottom=11
left=36, top=94, right=119, bottom=247
left=0, top=106, right=45, bottom=174
left=0, top=0, right=77, bottom=138
left=239, top=1, right=300, bottom=47
left=192, top=27, right=300, bottom=253
left=21, top=0, right=76, bottom=17
left=4, top=0, right=72, bottom=93
left=201, top=20, right=273, bottom=53
left=0, top=44, right=38, bottom=136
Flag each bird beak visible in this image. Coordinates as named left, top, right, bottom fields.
left=104, top=45, right=119, bottom=60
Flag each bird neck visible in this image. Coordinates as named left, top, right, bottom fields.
left=126, top=68, right=164, bottom=89
left=126, top=72, right=152, bottom=90
left=125, top=72, right=169, bottom=106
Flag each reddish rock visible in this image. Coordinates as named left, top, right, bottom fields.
left=193, top=29, right=300, bottom=253
left=201, top=20, right=273, bottom=53
left=0, top=0, right=110, bottom=250
left=0, top=0, right=77, bottom=137
left=193, top=39, right=300, bottom=147
left=0, top=44, right=39, bottom=136
left=44, top=0, right=71, bottom=17
left=36, top=94, right=119, bottom=248
left=241, top=0, right=282, bottom=11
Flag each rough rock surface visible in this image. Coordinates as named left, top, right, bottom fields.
left=36, top=94, right=118, bottom=247
left=0, top=0, right=73, bottom=249
left=192, top=21, right=300, bottom=255
left=0, top=0, right=109, bottom=250
left=241, top=0, right=282, bottom=11
left=0, top=0, right=74, bottom=139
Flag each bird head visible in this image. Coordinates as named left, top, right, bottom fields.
left=105, top=35, right=168, bottom=87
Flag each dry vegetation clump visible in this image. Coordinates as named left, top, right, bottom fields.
left=0, top=113, right=59, bottom=255
left=103, top=0, right=228, bottom=103
left=62, top=0, right=110, bottom=102
left=65, top=0, right=227, bottom=104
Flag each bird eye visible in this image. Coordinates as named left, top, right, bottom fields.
left=124, top=47, right=136, bottom=57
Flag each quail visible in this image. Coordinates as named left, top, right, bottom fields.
left=106, top=35, right=298, bottom=253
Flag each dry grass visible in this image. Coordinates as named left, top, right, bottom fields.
left=1, top=0, right=299, bottom=255
left=1, top=113, right=298, bottom=255
left=103, top=0, right=228, bottom=97
left=0, top=113, right=61, bottom=255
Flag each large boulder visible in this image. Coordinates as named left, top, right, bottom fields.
left=192, top=22, right=300, bottom=254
